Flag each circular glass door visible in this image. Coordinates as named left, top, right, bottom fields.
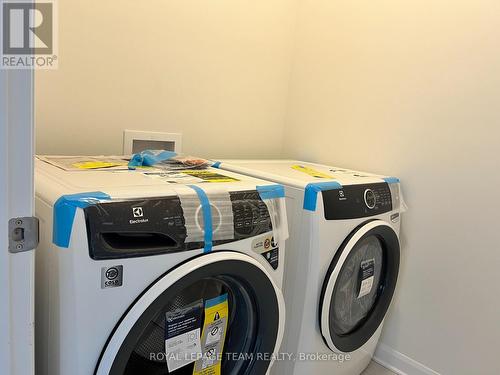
left=95, top=251, right=284, bottom=375
left=319, top=220, right=400, bottom=353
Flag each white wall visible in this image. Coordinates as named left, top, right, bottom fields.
left=35, top=0, right=298, bottom=157
left=283, top=1, right=500, bottom=374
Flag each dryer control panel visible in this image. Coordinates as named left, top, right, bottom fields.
left=322, top=182, right=393, bottom=220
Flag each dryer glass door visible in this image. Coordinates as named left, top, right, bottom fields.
left=95, top=251, right=284, bottom=375
left=319, top=220, right=400, bottom=353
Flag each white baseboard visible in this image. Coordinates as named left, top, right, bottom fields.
left=373, top=343, right=441, bottom=375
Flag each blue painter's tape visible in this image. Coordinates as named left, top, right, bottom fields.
left=211, top=161, right=221, bottom=168
left=53, top=191, right=111, bottom=248
left=188, top=185, right=213, bottom=253
left=128, top=150, right=177, bottom=169
left=303, top=181, right=342, bottom=211
left=383, top=177, right=400, bottom=184
left=257, top=184, right=285, bottom=200
left=205, top=293, right=228, bottom=308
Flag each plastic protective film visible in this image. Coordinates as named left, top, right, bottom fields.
left=388, top=182, right=408, bottom=213
left=206, top=190, right=235, bottom=241
left=178, top=184, right=288, bottom=249
left=53, top=192, right=111, bottom=248
left=173, top=186, right=235, bottom=244
left=262, top=195, right=289, bottom=248
left=53, top=185, right=288, bottom=252
left=332, top=236, right=384, bottom=335
left=174, top=186, right=206, bottom=244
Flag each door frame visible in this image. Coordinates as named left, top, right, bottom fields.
left=0, top=43, right=36, bottom=375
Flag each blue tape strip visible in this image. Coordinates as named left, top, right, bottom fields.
left=211, top=161, right=221, bottom=168
left=128, top=150, right=177, bottom=169
left=257, top=184, right=285, bottom=200
left=383, top=177, right=400, bottom=184
left=188, top=185, right=213, bottom=253
left=205, top=293, right=228, bottom=308
left=53, top=191, right=111, bottom=248
left=303, top=181, right=342, bottom=211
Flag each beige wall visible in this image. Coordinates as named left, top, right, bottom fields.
left=35, top=0, right=298, bottom=157
left=283, top=1, right=500, bottom=374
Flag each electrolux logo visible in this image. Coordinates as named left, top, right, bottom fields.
left=1, top=1, right=58, bottom=69
left=130, top=206, right=148, bottom=224
left=132, top=207, right=144, bottom=218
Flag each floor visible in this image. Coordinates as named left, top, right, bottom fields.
left=361, top=361, right=397, bottom=375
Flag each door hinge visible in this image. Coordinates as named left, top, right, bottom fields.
left=8, top=216, right=39, bottom=253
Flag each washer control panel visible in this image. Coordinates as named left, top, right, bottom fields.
left=322, top=182, right=393, bottom=220
left=230, top=191, right=273, bottom=238
left=84, top=191, right=274, bottom=259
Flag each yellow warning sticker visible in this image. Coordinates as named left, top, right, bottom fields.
left=193, top=295, right=229, bottom=375
left=72, top=161, right=126, bottom=169
left=181, top=170, right=240, bottom=183
left=291, top=165, right=334, bottom=179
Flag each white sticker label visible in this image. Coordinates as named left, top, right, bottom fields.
left=206, top=325, right=223, bottom=345
left=251, top=233, right=276, bottom=254
left=145, top=171, right=205, bottom=184
left=358, top=276, right=374, bottom=298
left=201, top=351, right=217, bottom=370
left=165, top=301, right=203, bottom=372
left=165, top=328, right=202, bottom=372
left=358, top=259, right=375, bottom=298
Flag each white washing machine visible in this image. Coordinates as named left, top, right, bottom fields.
left=215, top=160, right=402, bottom=375
left=34, top=158, right=288, bottom=375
